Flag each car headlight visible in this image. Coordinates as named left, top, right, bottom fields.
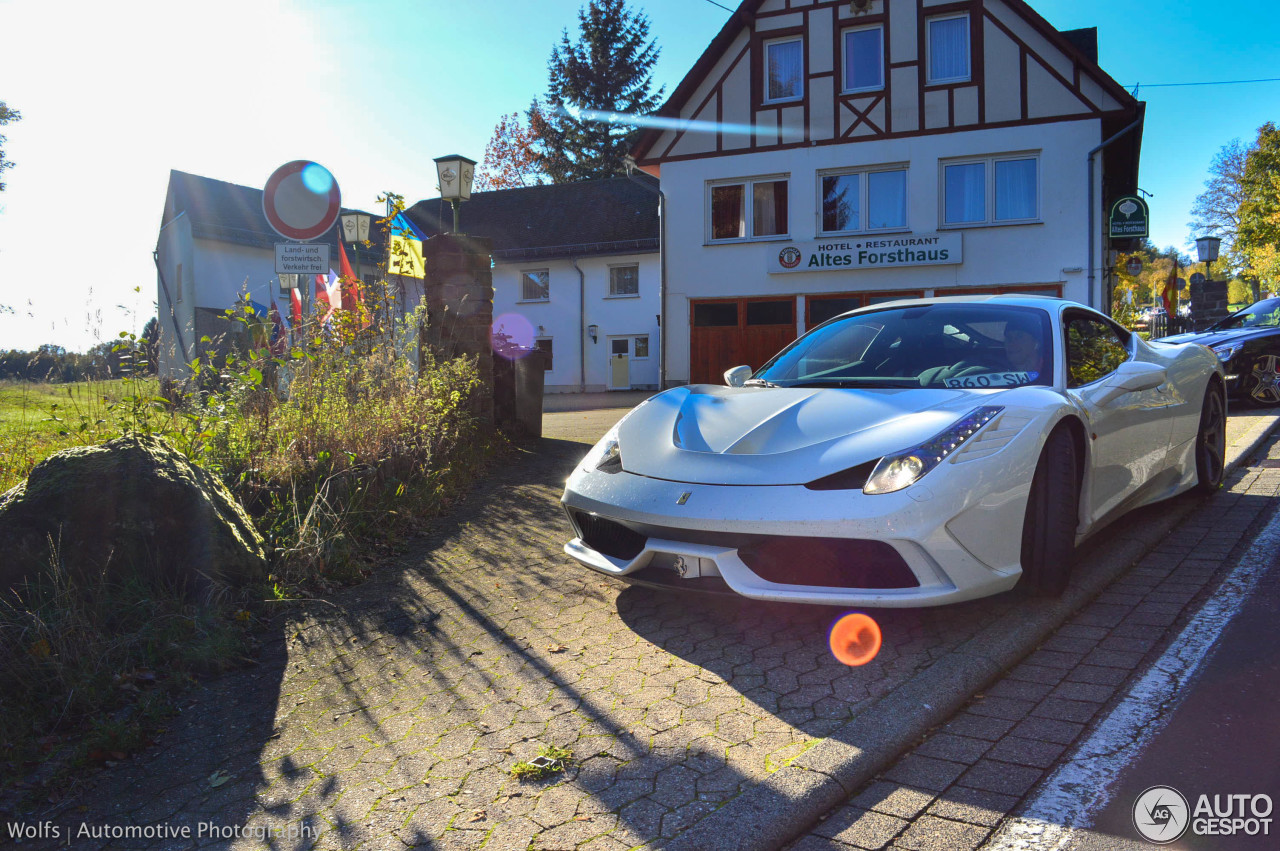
left=581, top=427, right=623, bottom=474
left=863, top=406, right=1004, bottom=494
left=1210, top=342, right=1242, bottom=363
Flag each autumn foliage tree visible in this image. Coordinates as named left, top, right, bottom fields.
left=474, top=111, right=544, bottom=192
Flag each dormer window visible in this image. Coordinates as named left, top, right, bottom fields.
left=764, top=37, right=804, bottom=103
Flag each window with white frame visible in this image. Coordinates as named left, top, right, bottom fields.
left=521, top=269, right=549, bottom=301
left=764, top=37, right=803, bottom=103
left=927, top=14, right=970, bottom=84
left=820, top=168, right=907, bottom=234
left=634, top=336, right=649, bottom=359
left=609, top=264, right=639, bottom=296
left=711, top=177, right=790, bottom=241
left=843, top=25, right=884, bottom=93
left=942, top=155, right=1039, bottom=226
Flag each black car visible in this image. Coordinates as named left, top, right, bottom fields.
left=1159, top=297, right=1280, bottom=406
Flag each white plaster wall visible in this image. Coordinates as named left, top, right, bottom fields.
left=192, top=239, right=281, bottom=311
left=659, top=118, right=1105, bottom=384
left=155, top=214, right=195, bottom=378
left=492, top=253, right=660, bottom=393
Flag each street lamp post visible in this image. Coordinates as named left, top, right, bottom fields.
left=1196, top=235, right=1221, bottom=283
left=433, top=155, right=477, bottom=233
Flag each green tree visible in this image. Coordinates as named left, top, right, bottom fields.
left=1188, top=138, right=1248, bottom=274
left=0, top=101, right=21, bottom=192
left=1237, top=122, right=1280, bottom=288
left=528, top=0, right=663, bottom=183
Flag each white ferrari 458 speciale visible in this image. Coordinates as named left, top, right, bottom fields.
left=562, top=296, right=1226, bottom=607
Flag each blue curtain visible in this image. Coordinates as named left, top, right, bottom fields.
left=929, top=17, right=969, bottom=82
left=868, top=170, right=907, bottom=229
left=995, top=159, right=1037, bottom=220
left=945, top=163, right=986, bottom=224
left=767, top=40, right=803, bottom=100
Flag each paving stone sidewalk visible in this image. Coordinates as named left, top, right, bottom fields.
left=14, top=430, right=1051, bottom=851
left=784, top=430, right=1280, bottom=851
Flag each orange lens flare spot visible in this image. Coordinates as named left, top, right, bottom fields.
left=829, top=612, right=882, bottom=667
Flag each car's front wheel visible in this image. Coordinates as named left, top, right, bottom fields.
left=1194, top=382, right=1227, bottom=493
left=1248, top=354, right=1280, bottom=406
left=1020, top=426, right=1080, bottom=596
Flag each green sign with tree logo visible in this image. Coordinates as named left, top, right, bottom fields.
left=1109, top=195, right=1150, bottom=239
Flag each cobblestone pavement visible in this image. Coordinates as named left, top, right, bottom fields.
left=16, top=411, right=1041, bottom=850
left=14, top=401, right=1275, bottom=851
left=784, top=429, right=1280, bottom=851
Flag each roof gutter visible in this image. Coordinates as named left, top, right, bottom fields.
left=571, top=255, right=586, bottom=393
left=1087, top=113, right=1143, bottom=311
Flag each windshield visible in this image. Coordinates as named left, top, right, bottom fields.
left=1213, top=298, right=1280, bottom=330
left=754, top=303, right=1054, bottom=389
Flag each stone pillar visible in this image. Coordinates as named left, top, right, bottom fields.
left=423, top=233, right=494, bottom=424
left=1189, top=278, right=1229, bottom=331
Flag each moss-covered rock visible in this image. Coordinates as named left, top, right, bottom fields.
left=0, top=435, right=266, bottom=599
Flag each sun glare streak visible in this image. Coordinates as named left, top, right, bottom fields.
left=556, top=104, right=803, bottom=138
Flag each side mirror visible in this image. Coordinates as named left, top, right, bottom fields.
left=724, top=365, right=751, bottom=387
left=1092, top=361, right=1167, bottom=406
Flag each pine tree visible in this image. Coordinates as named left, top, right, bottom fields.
left=528, top=0, right=663, bottom=183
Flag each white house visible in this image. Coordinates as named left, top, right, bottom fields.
left=630, top=0, right=1144, bottom=385
left=406, top=175, right=661, bottom=393
left=154, top=170, right=383, bottom=378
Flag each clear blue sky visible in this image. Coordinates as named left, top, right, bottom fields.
left=0, top=0, right=1276, bottom=352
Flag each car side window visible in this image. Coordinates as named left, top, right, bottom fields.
left=1066, top=317, right=1129, bottom=388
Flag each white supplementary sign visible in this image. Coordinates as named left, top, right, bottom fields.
left=769, top=232, right=963, bottom=274
left=275, top=243, right=330, bottom=274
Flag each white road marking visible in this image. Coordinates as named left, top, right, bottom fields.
left=985, top=498, right=1280, bottom=850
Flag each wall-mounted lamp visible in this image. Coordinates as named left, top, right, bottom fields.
left=588, top=324, right=599, bottom=344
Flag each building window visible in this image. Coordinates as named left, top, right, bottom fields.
left=764, top=37, right=803, bottom=103
left=521, top=269, right=549, bottom=301
left=943, top=156, right=1039, bottom=226
left=820, top=168, right=907, bottom=234
left=927, top=14, right=970, bottom=84
left=710, top=177, right=789, bottom=241
left=535, top=337, right=553, bottom=371
left=609, top=264, right=639, bottom=296
left=843, top=25, right=884, bottom=93
left=634, top=336, right=649, bottom=359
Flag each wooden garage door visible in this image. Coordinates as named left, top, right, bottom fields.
left=689, top=297, right=796, bottom=385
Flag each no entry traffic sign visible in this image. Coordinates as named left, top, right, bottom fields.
left=262, top=161, right=341, bottom=241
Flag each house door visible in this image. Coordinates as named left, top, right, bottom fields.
left=609, top=338, right=631, bottom=390
left=689, top=297, right=796, bottom=385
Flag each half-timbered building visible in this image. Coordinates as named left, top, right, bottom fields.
left=631, top=0, right=1144, bottom=385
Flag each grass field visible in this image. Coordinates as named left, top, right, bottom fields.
left=0, top=378, right=160, bottom=492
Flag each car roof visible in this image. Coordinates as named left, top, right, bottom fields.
left=847, top=294, right=1073, bottom=314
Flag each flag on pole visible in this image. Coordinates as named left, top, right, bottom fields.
left=1161, top=259, right=1177, bottom=317
left=269, top=300, right=288, bottom=356
left=338, top=242, right=366, bottom=320
left=387, top=212, right=426, bottom=279
left=291, top=287, right=303, bottom=329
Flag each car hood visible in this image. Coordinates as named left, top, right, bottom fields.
left=1158, top=326, right=1275, bottom=348
left=616, top=384, right=1005, bottom=486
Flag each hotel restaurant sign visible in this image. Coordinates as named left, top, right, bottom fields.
left=768, top=232, right=962, bottom=274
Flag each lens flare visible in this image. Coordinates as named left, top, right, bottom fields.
left=300, top=162, right=335, bottom=195
left=828, top=612, right=882, bottom=667
left=492, top=312, right=535, bottom=358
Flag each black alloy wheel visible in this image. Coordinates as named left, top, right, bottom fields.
left=1248, top=354, right=1280, bottom=406
left=1020, top=426, right=1080, bottom=596
left=1194, top=383, right=1227, bottom=493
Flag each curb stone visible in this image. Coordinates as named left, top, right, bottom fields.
left=658, top=412, right=1280, bottom=851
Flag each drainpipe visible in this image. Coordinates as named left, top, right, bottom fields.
left=1087, top=115, right=1143, bottom=311
left=623, top=167, right=666, bottom=389
left=571, top=255, right=586, bottom=393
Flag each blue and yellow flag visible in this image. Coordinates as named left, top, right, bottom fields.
left=387, top=212, right=425, bottom=279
